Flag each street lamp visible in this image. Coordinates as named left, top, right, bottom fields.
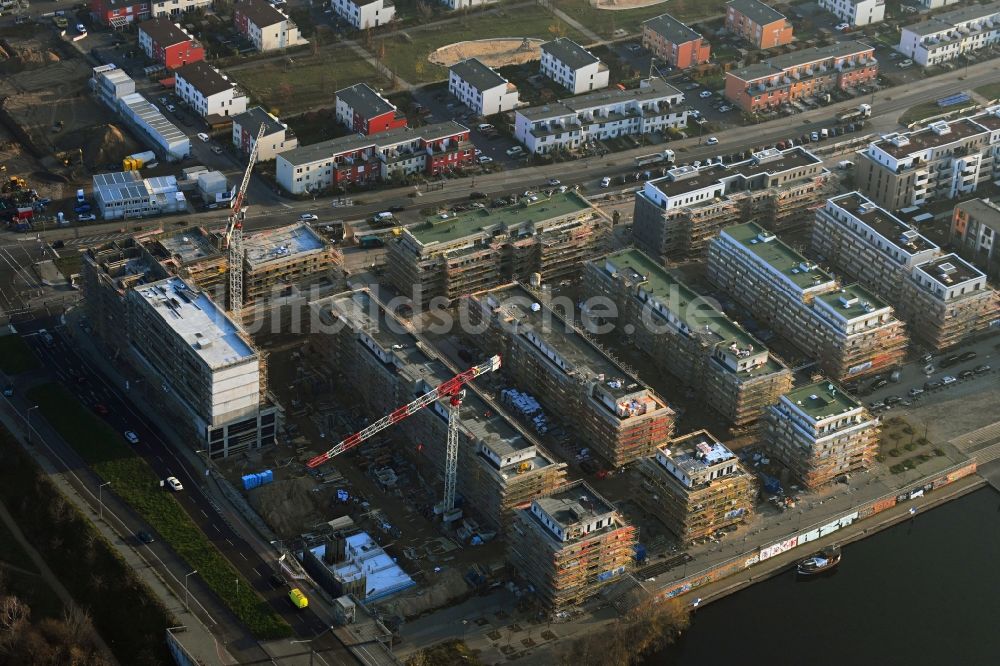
left=24, top=404, right=39, bottom=443
left=98, top=481, right=111, bottom=520
left=184, top=570, right=198, bottom=612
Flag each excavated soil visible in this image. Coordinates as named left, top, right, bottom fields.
left=429, top=38, right=545, bottom=68
left=56, top=124, right=142, bottom=170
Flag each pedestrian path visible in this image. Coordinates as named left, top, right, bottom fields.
left=950, top=420, right=1000, bottom=452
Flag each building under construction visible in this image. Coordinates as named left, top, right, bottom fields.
left=388, top=191, right=610, bottom=302
left=708, top=222, right=908, bottom=382
left=764, top=379, right=878, bottom=490
left=137, top=226, right=227, bottom=296
left=309, top=289, right=567, bottom=531
left=583, top=249, right=792, bottom=428
left=633, top=147, right=833, bottom=261
left=467, top=283, right=675, bottom=467
left=635, top=430, right=756, bottom=543
left=507, top=481, right=636, bottom=611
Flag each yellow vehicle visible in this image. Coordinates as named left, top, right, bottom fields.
left=288, top=588, right=308, bottom=609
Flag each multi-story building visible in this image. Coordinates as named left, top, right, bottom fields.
left=231, top=106, right=298, bottom=161
left=724, top=0, right=794, bottom=49
left=636, top=431, right=756, bottom=542
left=708, top=222, right=908, bottom=381
left=539, top=38, right=609, bottom=95
left=915, top=0, right=961, bottom=8
left=448, top=58, right=520, bottom=117
left=234, top=0, right=307, bottom=52
left=92, top=171, right=187, bottom=220
left=725, top=41, right=878, bottom=113
left=310, top=289, right=567, bottom=531
left=900, top=254, right=999, bottom=350
left=633, top=147, right=833, bottom=260
left=583, top=249, right=792, bottom=428
left=174, top=61, right=248, bottom=119
left=854, top=108, right=1000, bottom=211
left=468, top=283, right=676, bottom=467
left=240, top=222, right=341, bottom=310
left=513, top=77, right=686, bottom=155
left=819, top=0, right=885, bottom=27
left=91, top=0, right=212, bottom=28
left=137, top=18, right=204, bottom=70
left=951, top=198, right=1000, bottom=280
left=334, top=83, right=407, bottom=136
left=330, top=0, right=394, bottom=29
left=275, top=121, right=472, bottom=194
left=641, top=13, right=711, bottom=69
left=765, top=380, right=878, bottom=489
left=897, top=1, right=1000, bottom=67
left=387, top=191, right=608, bottom=301
left=812, top=192, right=940, bottom=303
left=507, top=482, right=636, bottom=610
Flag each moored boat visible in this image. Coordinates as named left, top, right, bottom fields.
left=797, top=547, right=841, bottom=576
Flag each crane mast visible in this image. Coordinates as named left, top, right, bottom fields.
left=226, top=123, right=267, bottom=313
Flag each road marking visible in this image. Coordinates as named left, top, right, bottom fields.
left=200, top=509, right=208, bottom=518
left=253, top=567, right=262, bottom=577
left=280, top=202, right=293, bottom=209
left=226, top=538, right=234, bottom=547
left=213, top=524, right=221, bottom=532
left=240, top=552, right=248, bottom=561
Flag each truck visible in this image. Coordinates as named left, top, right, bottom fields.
left=358, top=235, right=384, bottom=249
left=634, top=149, right=675, bottom=167
left=836, top=103, right=872, bottom=124
left=371, top=211, right=395, bottom=227
left=287, top=588, right=308, bottom=609
left=122, top=151, right=156, bottom=171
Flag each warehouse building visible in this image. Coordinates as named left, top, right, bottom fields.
left=118, top=93, right=191, bottom=161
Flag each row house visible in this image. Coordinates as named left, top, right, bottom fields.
left=818, top=0, right=885, bottom=27
left=234, top=0, right=307, bottom=52
left=231, top=106, right=298, bottom=161
left=897, top=1, right=1000, bottom=67
left=724, top=41, right=878, bottom=113
left=91, top=0, right=211, bottom=28
left=513, top=77, right=686, bottom=155
left=174, top=61, right=248, bottom=119
left=539, top=38, right=609, bottom=95
left=641, top=13, right=712, bottom=69
left=724, top=0, right=794, bottom=49
left=439, top=0, right=497, bottom=8
left=138, top=17, right=204, bottom=70
left=449, top=58, right=520, bottom=117
left=330, top=0, right=394, bottom=30
left=334, top=82, right=407, bottom=136
left=950, top=198, right=1000, bottom=280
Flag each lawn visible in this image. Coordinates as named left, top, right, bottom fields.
left=548, top=0, right=728, bottom=39
left=377, top=6, right=587, bottom=84
left=0, top=334, right=39, bottom=375
left=230, top=48, right=383, bottom=116
left=976, top=82, right=1000, bottom=102
left=899, top=99, right=977, bottom=126
left=27, top=383, right=291, bottom=640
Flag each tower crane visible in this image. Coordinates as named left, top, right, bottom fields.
left=308, top=355, right=502, bottom=513
left=225, top=123, right=267, bottom=313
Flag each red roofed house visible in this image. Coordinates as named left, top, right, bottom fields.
left=335, top=83, right=407, bottom=136
left=138, top=18, right=204, bottom=70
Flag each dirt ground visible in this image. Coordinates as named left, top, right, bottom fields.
left=429, top=38, right=545, bottom=69
left=592, top=0, right=668, bottom=8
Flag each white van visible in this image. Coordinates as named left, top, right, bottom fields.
left=372, top=211, right=394, bottom=226
left=838, top=160, right=854, bottom=170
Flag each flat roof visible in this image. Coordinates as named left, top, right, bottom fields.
left=815, top=283, right=891, bottom=320
left=873, top=118, right=989, bottom=159
left=642, top=13, right=702, bottom=45
left=279, top=121, right=468, bottom=167
left=119, top=93, right=188, bottom=147
left=659, top=430, right=737, bottom=476
left=149, top=227, right=220, bottom=263
left=535, top=482, right=614, bottom=529
left=972, top=108, right=1000, bottom=131
left=827, top=192, right=938, bottom=256
left=722, top=222, right=835, bottom=290
left=410, top=190, right=592, bottom=247
left=244, top=222, right=327, bottom=267
left=336, top=82, right=395, bottom=120
left=517, top=77, right=682, bottom=122
left=450, top=57, right=508, bottom=92
left=541, top=37, right=600, bottom=70
left=935, top=0, right=1000, bottom=26
left=134, top=276, right=255, bottom=369
left=915, top=253, right=984, bottom=287
left=783, top=380, right=861, bottom=420
left=766, top=40, right=874, bottom=70
left=650, top=147, right=820, bottom=198
left=904, top=18, right=953, bottom=37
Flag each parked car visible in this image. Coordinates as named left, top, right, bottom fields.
left=705, top=136, right=719, bottom=145
left=718, top=105, right=733, bottom=113
left=941, top=375, right=957, bottom=385
left=137, top=531, right=155, bottom=544
left=871, top=378, right=889, bottom=390
left=699, top=90, right=712, bottom=99
left=76, top=23, right=87, bottom=33
left=166, top=476, right=184, bottom=492
left=869, top=401, right=885, bottom=410
left=835, top=22, right=850, bottom=31
left=299, top=213, right=318, bottom=221
left=78, top=213, right=96, bottom=222
left=898, top=59, right=913, bottom=69
left=974, top=364, right=992, bottom=374
left=908, top=387, right=924, bottom=397
left=124, top=430, right=139, bottom=444
left=547, top=178, right=561, bottom=186
left=958, top=351, right=978, bottom=362
left=477, top=155, right=493, bottom=164
left=211, top=146, right=222, bottom=154
left=166, top=104, right=176, bottom=113
left=505, top=146, right=524, bottom=157
left=924, top=380, right=943, bottom=390
left=2, top=385, right=13, bottom=397
left=940, top=354, right=961, bottom=368
left=810, top=131, right=820, bottom=141
left=959, top=369, right=975, bottom=379
left=884, top=395, right=902, bottom=406
left=600, top=176, right=611, bottom=188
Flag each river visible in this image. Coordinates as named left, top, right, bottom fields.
left=653, top=487, right=1000, bottom=665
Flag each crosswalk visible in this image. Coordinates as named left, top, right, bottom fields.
left=64, top=232, right=130, bottom=247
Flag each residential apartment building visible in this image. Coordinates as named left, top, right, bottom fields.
left=330, top=0, right=394, bottom=29
left=137, top=18, right=204, bottom=70
left=916, top=0, right=961, bottom=8
left=449, top=58, right=520, bottom=117
left=642, top=13, right=712, bottom=69
left=231, top=106, right=298, bottom=161
left=513, top=77, right=686, bottom=155
left=897, top=1, right=1000, bottom=67
left=583, top=249, right=792, bottom=428
left=335, top=83, right=407, bottom=136
left=468, top=283, right=676, bottom=467
left=765, top=380, right=878, bottom=489
left=819, top=0, right=885, bottom=27
left=387, top=191, right=609, bottom=301
left=951, top=198, right=1000, bottom=280
left=636, top=431, right=756, bottom=542
left=633, top=147, right=833, bottom=260
left=310, top=289, right=567, bottom=531
left=539, top=38, right=609, bottom=94
left=234, top=0, right=307, bottom=52
left=439, top=0, right=496, bottom=8
left=91, top=0, right=211, bottom=28
left=707, top=222, right=908, bottom=381
left=174, top=61, right=248, bottom=119
left=854, top=108, right=1000, bottom=211
left=275, top=121, right=472, bottom=194
left=724, top=0, right=794, bottom=49
left=92, top=171, right=187, bottom=220
left=508, top=482, right=635, bottom=610
left=900, top=254, right=999, bottom=350
left=725, top=41, right=878, bottom=113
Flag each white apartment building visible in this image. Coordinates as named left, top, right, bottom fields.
left=232, top=106, right=298, bottom=161
left=916, top=0, right=962, bottom=9
left=448, top=58, right=520, bottom=117
left=174, top=61, right=248, bottom=118
left=896, top=1, right=1000, bottom=67
left=438, top=0, right=496, bottom=8
left=234, top=0, right=307, bottom=52
left=330, top=0, right=395, bottom=30
left=539, top=38, right=609, bottom=95
left=819, top=0, right=885, bottom=27
left=514, top=77, right=685, bottom=155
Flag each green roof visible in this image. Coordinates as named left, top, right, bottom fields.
left=411, top=191, right=592, bottom=247
left=784, top=380, right=861, bottom=420
left=815, top=283, right=891, bottom=320
left=722, top=222, right=834, bottom=291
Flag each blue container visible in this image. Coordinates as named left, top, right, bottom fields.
left=633, top=544, right=647, bottom=563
